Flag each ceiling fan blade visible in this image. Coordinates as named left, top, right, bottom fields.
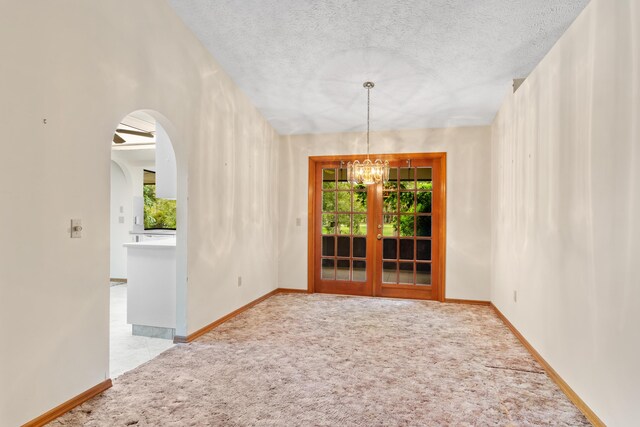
left=113, top=133, right=126, bottom=144
left=116, top=128, right=154, bottom=138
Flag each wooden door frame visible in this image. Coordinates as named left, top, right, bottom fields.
left=307, top=152, right=447, bottom=301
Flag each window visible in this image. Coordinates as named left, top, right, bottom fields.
left=143, top=170, right=176, bottom=230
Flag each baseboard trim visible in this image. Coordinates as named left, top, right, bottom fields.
left=490, top=304, right=604, bottom=427
left=173, top=288, right=308, bottom=343
left=444, top=298, right=491, bottom=306
left=22, top=379, right=112, bottom=427
left=276, top=287, right=309, bottom=294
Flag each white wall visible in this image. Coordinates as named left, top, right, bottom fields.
left=111, top=149, right=156, bottom=234
left=110, top=161, right=131, bottom=279
left=0, top=1, right=279, bottom=426
left=279, top=127, right=492, bottom=300
left=110, top=150, right=159, bottom=279
left=491, top=0, right=640, bottom=424
left=155, top=122, right=177, bottom=200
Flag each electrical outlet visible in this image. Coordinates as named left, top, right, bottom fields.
left=513, top=290, right=518, bottom=302
left=237, top=276, right=242, bottom=287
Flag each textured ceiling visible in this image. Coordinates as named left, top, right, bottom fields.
left=167, top=0, right=589, bottom=135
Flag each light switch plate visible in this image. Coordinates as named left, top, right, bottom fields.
left=71, top=219, right=83, bottom=238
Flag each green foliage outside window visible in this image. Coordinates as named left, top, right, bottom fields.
left=143, top=184, right=176, bottom=230
left=323, top=181, right=432, bottom=236
left=382, top=184, right=432, bottom=236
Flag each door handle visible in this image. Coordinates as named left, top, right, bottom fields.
left=377, top=234, right=382, bottom=240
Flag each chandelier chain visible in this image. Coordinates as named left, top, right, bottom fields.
left=366, top=85, right=371, bottom=159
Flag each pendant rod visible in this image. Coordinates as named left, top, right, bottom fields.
left=366, top=85, right=371, bottom=159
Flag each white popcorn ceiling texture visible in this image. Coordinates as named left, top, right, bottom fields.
left=167, top=0, right=590, bottom=135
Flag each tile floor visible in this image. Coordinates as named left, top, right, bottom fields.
left=110, top=284, right=174, bottom=378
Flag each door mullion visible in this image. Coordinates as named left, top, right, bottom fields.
left=369, top=182, right=379, bottom=297
left=366, top=181, right=377, bottom=296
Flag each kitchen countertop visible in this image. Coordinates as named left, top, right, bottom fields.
left=123, top=238, right=176, bottom=249
left=129, top=230, right=176, bottom=236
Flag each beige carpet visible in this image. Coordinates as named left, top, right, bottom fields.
left=50, top=294, right=589, bottom=426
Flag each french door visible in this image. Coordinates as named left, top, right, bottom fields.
left=309, top=153, right=446, bottom=301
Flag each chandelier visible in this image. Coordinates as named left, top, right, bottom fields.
left=347, top=81, right=389, bottom=185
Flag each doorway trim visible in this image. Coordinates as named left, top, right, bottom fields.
left=307, top=152, right=447, bottom=301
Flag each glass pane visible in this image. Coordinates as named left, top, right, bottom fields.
left=322, top=214, right=336, bottom=235
left=337, top=191, right=351, bottom=212
left=416, top=263, right=432, bottom=285
left=322, top=236, right=335, bottom=257
left=353, top=260, right=366, bottom=282
left=352, top=214, right=367, bottom=236
left=383, top=238, right=397, bottom=260
left=322, top=169, right=336, bottom=190
left=399, top=215, right=415, bottom=237
left=353, top=237, right=367, bottom=258
left=383, top=261, right=398, bottom=284
left=383, top=192, right=398, bottom=213
left=337, top=214, right=350, bottom=235
left=321, top=258, right=334, bottom=280
left=353, top=192, right=367, bottom=212
left=337, top=236, right=350, bottom=257
left=416, top=168, right=432, bottom=190
left=322, top=192, right=336, bottom=212
left=336, top=259, right=350, bottom=281
left=337, top=168, right=350, bottom=190
left=383, top=215, right=398, bottom=237
left=399, top=262, right=414, bottom=284
left=399, top=168, right=415, bottom=189
left=416, top=216, right=432, bottom=237
left=400, top=239, right=414, bottom=260
left=416, top=192, right=432, bottom=213
left=354, top=183, right=366, bottom=191
left=384, top=168, right=398, bottom=190
left=400, top=192, right=415, bottom=213
left=417, top=240, right=432, bottom=261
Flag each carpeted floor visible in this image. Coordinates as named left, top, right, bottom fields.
left=50, top=293, right=589, bottom=426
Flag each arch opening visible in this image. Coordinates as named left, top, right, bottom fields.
left=108, top=110, right=187, bottom=378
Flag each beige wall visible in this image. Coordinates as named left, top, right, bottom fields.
left=0, top=1, right=279, bottom=425
left=279, top=127, right=492, bottom=301
left=3, top=0, right=635, bottom=425
left=491, top=0, right=640, bottom=424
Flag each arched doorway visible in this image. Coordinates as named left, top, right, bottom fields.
left=108, top=110, right=186, bottom=378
